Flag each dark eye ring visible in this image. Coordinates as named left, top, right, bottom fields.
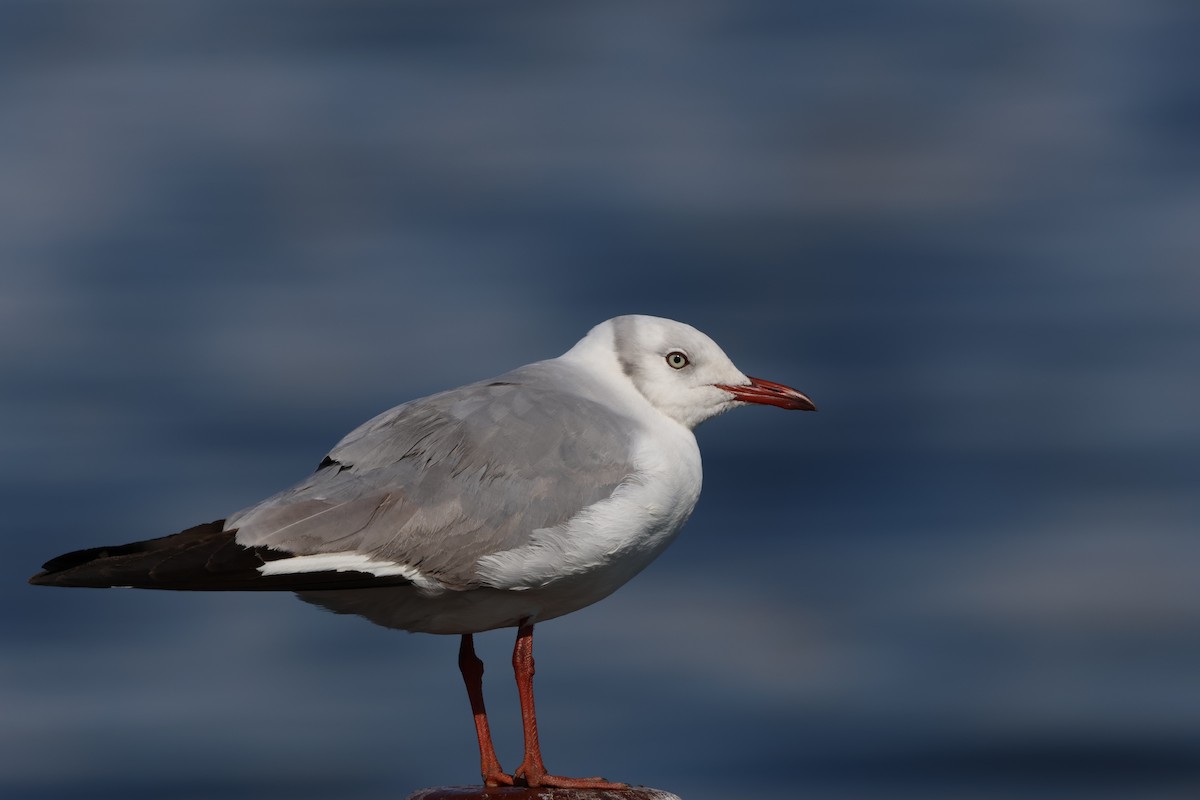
left=666, top=351, right=689, bottom=369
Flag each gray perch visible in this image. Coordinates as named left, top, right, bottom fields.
left=30, top=315, right=814, bottom=789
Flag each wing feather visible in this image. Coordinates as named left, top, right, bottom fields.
left=229, top=362, right=639, bottom=588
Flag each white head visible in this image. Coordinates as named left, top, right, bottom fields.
left=564, top=315, right=815, bottom=430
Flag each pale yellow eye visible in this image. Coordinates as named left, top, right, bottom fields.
left=666, top=351, right=689, bottom=369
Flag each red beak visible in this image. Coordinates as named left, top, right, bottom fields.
left=716, top=376, right=816, bottom=411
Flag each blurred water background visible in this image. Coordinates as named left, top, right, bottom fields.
left=2, top=2, right=1199, bottom=799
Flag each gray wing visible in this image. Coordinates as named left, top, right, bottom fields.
left=227, top=361, right=638, bottom=589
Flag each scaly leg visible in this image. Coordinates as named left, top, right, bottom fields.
left=458, top=633, right=514, bottom=787
left=510, top=622, right=628, bottom=789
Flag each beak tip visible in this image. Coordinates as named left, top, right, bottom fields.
left=719, top=377, right=817, bottom=412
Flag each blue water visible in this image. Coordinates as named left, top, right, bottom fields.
left=3, top=2, right=1199, bottom=799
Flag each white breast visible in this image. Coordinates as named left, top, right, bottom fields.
left=473, top=422, right=702, bottom=619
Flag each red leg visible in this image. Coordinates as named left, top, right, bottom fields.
left=458, top=634, right=514, bottom=787
left=510, top=622, right=628, bottom=789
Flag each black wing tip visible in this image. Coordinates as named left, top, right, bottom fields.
left=28, top=519, right=228, bottom=589
left=28, top=569, right=110, bottom=588
left=27, top=519, right=414, bottom=592
left=39, top=544, right=121, bottom=574
left=29, top=544, right=137, bottom=586
left=28, top=570, right=54, bottom=586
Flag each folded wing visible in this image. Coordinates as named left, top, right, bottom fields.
left=32, top=362, right=639, bottom=593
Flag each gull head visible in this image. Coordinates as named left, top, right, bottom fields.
left=567, top=315, right=815, bottom=430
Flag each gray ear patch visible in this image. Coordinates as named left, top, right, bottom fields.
left=611, top=316, right=642, bottom=381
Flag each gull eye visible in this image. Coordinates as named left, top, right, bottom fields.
left=666, top=351, right=689, bottom=370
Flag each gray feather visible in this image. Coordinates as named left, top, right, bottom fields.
left=228, top=361, right=639, bottom=588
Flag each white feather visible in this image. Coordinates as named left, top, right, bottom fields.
left=258, top=552, right=444, bottom=591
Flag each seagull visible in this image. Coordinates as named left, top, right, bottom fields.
left=29, top=314, right=814, bottom=789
